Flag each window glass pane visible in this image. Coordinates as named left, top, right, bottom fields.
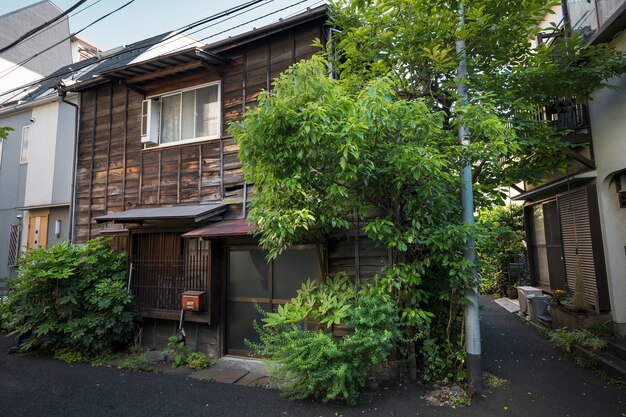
left=531, top=205, right=546, bottom=245
left=160, top=94, right=180, bottom=143
left=229, top=250, right=269, bottom=298
left=181, top=90, right=195, bottom=140
left=273, top=249, right=321, bottom=300
left=20, top=126, right=29, bottom=163
left=227, top=301, right=269, bottom=351
left=196, top=85, right=219, bottom=137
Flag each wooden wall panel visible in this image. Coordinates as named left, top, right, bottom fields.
left=74, top=21, right=326, bottom=243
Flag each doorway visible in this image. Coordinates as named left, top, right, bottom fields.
left=226, top=247, right=322, bottom=355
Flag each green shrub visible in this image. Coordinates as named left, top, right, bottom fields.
left=549, top=328, right=607, bottom=352
left=251, top=285, right=400, bottom=406
left=0, top=239, right=135, bottom=356
left=476, top=205, right=526, bottom=295
left=186, top=352, right=212, bottom=370
left=163, top=336, right=191, bottom=368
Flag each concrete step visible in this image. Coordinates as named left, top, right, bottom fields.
left=607, top=339, right=626, bottom=361
left=597, top=352, right=626, bottom=381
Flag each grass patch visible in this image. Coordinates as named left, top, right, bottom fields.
left=120, top=350, right=154, bottom=372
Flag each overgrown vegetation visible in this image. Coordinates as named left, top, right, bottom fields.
left=549, top=328, right=608, bottom=352
left=231, top=0, right=626, bottom=391
left=476, top=205, right=526, bottom=295
left=0, top=239, right=135, bottom=357
left=163, top=336, right=212, bottom=370
left=250, top=279, right=400, bottom=406
left=120, top=349, right=154, bottom=372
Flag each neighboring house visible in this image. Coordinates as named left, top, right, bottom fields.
left=514, top=1, right=626, bottom=336
left=0, top=1, right=99, bottom=288
left=67, top=6, right=386, bottom=358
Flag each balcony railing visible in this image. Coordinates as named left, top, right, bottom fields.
left=129, top=256, right=209, bottom=312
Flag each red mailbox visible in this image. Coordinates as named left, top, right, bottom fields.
left=181, top=290, right=206, bottom=312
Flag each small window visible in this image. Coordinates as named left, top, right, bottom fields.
left=144, top=82, right=221, bottom=147
left=20, top=125, right=30, bottom=164
left=8, top=223, right=21, bottom=267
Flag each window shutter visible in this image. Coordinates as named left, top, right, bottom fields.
left=141, top=99, right=159, bottom=144
left=557, top=188, right=597, bottom=307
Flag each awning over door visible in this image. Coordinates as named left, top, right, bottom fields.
left=94, top=204, right=226, bottom=223
left=181, top=218, right=254, bottom=238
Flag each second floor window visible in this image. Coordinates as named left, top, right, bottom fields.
left=143, top=82, right=220, bottom=146
left=20, top=125, right=30, bottom=164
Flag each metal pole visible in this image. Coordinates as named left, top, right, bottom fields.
left=456, top=2, right=483, bottom=394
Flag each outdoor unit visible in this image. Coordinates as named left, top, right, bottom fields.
left=517, top=286, right=543, bottom=315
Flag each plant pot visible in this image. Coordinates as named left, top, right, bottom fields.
left=506, top=287, right=518, bottom=299
left=332, top=322, right=355, bottom=338
left=549, top=304, right=612, bottom=331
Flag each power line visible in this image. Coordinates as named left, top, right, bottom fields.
left=0, top=0, right=136, bottom=81
left=0, top=0, right=324, bottom=102
left=4, top=0, right=107, bottom=50
left=0, top=0, right=89, bottom=54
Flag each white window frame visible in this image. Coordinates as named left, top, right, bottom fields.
left=143, top=81, right=221, bottom=148
left=20, top=125, right=30, bottom=164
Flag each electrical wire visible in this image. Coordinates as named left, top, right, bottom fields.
left=0, top=0, right=136, bottom=80
left=2, top=0, right=107, bottom=51
left=0, top=0, right=89, bottom=54
left=0, top=0, right=325, bottom=102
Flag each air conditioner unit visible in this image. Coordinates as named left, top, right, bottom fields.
left=141, top=99, right=159, bottom=144
left=517, top=286, right=543, bottom=315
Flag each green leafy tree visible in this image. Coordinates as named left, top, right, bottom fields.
left=231, top=0, right=626, bottom=383
left=476, top=204, right=526, bottom=295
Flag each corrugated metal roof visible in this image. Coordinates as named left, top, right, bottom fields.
left=181, top=218, right=254, bottom=238
left=94, top=204, right=226, bottom=223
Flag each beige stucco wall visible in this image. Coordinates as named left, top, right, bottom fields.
left=588, top=31, right=626, bottom=335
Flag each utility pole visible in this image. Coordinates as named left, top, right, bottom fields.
left=456, top=2, right=483, bottom=394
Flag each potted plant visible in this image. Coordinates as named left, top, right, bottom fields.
left=506, top=285, right=518, bottom=299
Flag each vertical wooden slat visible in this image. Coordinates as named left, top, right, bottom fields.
left=104, top=83, right=113, bottom=214
left=122, top=88, right=128, bottom=210
left=87, top=88, right=98, bottom=240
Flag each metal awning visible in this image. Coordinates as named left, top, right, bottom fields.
left=181, top=218, right=254, bottom=238
left=513, top=171, right=596, bottom=202
left=94, top=204, right=226, bottom=223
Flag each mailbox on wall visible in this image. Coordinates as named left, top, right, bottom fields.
left=181, top=291, right=206, bottom=312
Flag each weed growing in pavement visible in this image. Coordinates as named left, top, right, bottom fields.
left=120, top=349, right=154, bottom=372
left=485, top=373, right=508, bottom=388
left=186, top=352, right=213, bottom=370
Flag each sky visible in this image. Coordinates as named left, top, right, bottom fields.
left=0, top=0, right=327, bottom=51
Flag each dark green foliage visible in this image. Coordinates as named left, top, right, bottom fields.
left=252, top=286, right=400, bottom=406
left=232, top=0, right=626, bottom=388
left=0, top=239, right=135, bottom=356
left=164, top=336, right=191, bottom=368
left=476, top=205, right=526, bottom=295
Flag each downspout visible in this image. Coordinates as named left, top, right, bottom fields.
left=58, top=88, right=80, bottom=243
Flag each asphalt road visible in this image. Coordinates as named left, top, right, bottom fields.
left=1, top=297, right=624, bottom=417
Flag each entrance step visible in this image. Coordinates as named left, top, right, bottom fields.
left=607, top=339, right=626, bottom=361
left=597, top=352, right=626, bottom=381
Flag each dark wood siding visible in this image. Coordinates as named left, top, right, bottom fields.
left=74, top=21, right=325, bottom=242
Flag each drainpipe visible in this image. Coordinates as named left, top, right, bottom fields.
left=58, top=88, right=80, bottom=243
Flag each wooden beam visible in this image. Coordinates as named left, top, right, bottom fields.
left=103, top=75, right=146, bottom=96
left=566, top=148, right=595, bottom=169
left=126, top=60, right=205, bottom=83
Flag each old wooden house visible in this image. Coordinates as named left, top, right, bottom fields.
left=67, top=6, right=388, bottom=358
